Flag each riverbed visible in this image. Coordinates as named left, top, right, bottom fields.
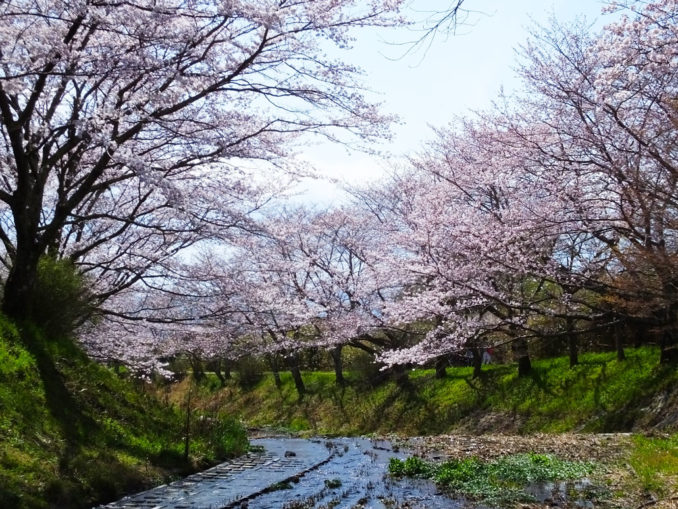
left=103, top=435, right=621, bottom=508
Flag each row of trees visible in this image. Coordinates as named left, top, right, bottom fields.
left=2, top=0, right=677, bottom=387
left=109, top=0, right=676, bottom=386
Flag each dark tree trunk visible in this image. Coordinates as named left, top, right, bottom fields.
left=212, top=359, right=231, bottom=386
left=568, top=335, right=578, bottom=367
left=512, top=337, right=531, bottom=377
left=209, top=359, right=229, bottom=386
left=272, top=369, right=282, bottom=388
left=2, top=248, right=40, bottom=323
left=615, top=324, right=626, bottom=361
left=189, top=354, right=205, bottom=382
left=472, top=348, right=483, bottom=379
left=290, top=365, right=305, bottom=397
left=213, top=368, right=226, bottom=387
left=222, top=359, right=232, bottom=380
left=660, top=300, right=678, bottom=364
left=660, top=330, right=678, bottom=364
left=184, top=380, right=193, bottom=461
left=2, top=167, right=48, bottom=324
left=330, top=346, right=345, bottom=386
left=392, top=364, right=410, bottom=387
left=435, top=356, right=447, bottom=379
left=633, top=322, right=644, bottom=348
left=567, top=317, right=578, bottom=368
left=288, top=354, right=305, bottom=397
left=268, top=355, right=282, bottom=388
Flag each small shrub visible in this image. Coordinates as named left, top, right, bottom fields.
left=236, top=356, right=264, bottom=388
left=346, top=350, right=383, bottom=385
left=388, top=456, right=434, bottom=478
left=32, top=256, right=93, bottom=336
left=209, top=416, right=248, bottom=458
left=435, top=458, right=484, bottom=486
left=324, top=478, right=342, bottom=488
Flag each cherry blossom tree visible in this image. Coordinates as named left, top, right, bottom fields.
left=508, top=0, right=678, bottom=362
left=273, top=208, right=393, bottom=385
left=185, top=206, right=390, bottom=389
left=0, top=0, right=475, bottom=328
left=365, top=0, right=678, bottom=371
left=362, top=123, right=557, bottom=376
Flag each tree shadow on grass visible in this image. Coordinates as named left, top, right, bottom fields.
left=18, top=325, right=97, bottom=467
left=528, top=367, right=556, bottom=397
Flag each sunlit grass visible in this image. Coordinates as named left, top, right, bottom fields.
left=630, top=434, right=678, bottom=495
left=192, top=346, right=676, bottom=436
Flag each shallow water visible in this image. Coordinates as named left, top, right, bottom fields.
left=240, top=437, right=602, bottom=509
left=244, top=437, right=464, bottom=508
left=104, top=436, right=601, bottom=508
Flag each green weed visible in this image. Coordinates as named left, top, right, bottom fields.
left=629, top=434, right=678, bottom=495
left=389, top=453, right=596, bottom=506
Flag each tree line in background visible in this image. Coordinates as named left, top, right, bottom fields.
left=1, top=0, right=677, bottom=389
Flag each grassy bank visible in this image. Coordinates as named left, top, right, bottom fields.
left=176, top=347, right=678, bottom=436
left=0, top=317, right=247, bottom=509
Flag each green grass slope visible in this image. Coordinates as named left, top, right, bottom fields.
left=0, top=317, right=247, bottom=509
left=190, top=347, right=678, bottom=436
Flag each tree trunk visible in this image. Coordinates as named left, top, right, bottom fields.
left=214, top=368, right=226, bottom=387
left=472, top=348, right=483, bottom=379
left=290, top=365, right=305, bottom=397
left=567, top=317, right=578, bottom=368
left=660, top=329, right=678, bottom=364
left=633, top=322, right=644, bottom=348
left=568, top=334, right=578, bottom=367
left=660, top=301, right=678, bottom=364
left=330, top=346, right=345, bottom=386
left=189, top=354, right=205, bottom=382
left=512, top=337, right=531, bottom=377
left=212, top=359, right=230, bottom=386
left=268, top=355, right=282, bottom=388
left=615, top=324, right=626, bottom=361
left=222, top=359, right=232, bottom=380
left=288, top=354, right=305, bottom=397
left=2, top=176, right=46, bottom=324
left=272, top=368, right=282, bottom=388
left=2, top=248, right=40, bottom=323
left=184, top=380, right=193, bottom=461
left=435, top=356, right=447, bottom=379
left=392, top=364, right=410, bottom=387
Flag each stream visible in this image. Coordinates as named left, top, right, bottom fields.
left=103, top=436, right=599, bottom=508
left=243, top=436, right=462, bottom=508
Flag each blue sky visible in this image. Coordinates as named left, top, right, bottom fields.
left=295, top=0, right=611, bottom=205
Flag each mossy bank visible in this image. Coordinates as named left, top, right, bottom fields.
left=0, top=317, right=247, bottom=509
